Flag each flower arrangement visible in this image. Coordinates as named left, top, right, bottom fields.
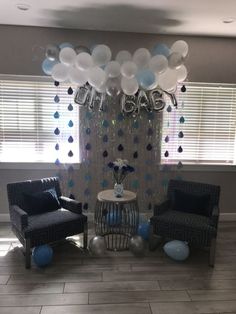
left=108, top=159, right=135, bottom=184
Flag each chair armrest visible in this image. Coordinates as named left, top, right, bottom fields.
left=153, top=199, right=171, bottom=216
left=59, top=196, right=82, bottom=214
left=10, top=205, right=28, bottom=231
left=209, top=205, right=219, bottom=228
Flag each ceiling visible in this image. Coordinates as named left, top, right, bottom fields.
left=1, top=0, right=236, bottom=37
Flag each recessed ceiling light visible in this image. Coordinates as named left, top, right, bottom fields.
left=222, top=17, right=235, bottom=24
left=16, top=3, right=31, bottom=11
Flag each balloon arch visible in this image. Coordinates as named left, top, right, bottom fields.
left=42, top=41, right=188, bottom=116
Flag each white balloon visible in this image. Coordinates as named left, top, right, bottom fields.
left=94, top=81, right=106, bottom=93
left=149, top=55, right=168, bottom=74
left=75, top=52, right=93, bottom=71
left=92, top=44, right=112, bottom=66
left=115, top=50, right=132, bottom=65
left=59, top=47, right=76, bottom=66
left=158, top=68, right=178, bottom=92
left=168, top=52, right=184, bottom=69
left=105, top=61, right=121, bottom=78
left=68, top=67, right=88, bottom=86
left=121, top=77, right=139, bottom=96
left=121, top=61, right=138, bottom=78
left=171, top=40, right=189, bottom=58
left=51, top=63, right=69, bottom=82
left=133, top=48, right=151, bottom=68
left=88, top=66, right=106, bottom=89
left=176, top=65, right=188, bottom=82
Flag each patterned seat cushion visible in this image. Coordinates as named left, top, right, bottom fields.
left=23, top=209, right=87, bottom=247
left=150, top=210, right=216, bottom=246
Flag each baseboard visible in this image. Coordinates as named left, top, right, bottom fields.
left=219, top=213, right=236, bottom=221
left=0, top=212, right=236, bottom=223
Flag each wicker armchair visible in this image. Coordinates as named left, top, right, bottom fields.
left=7, top=177, right=88, bottom=268
left=150, top=179, right=220, bottom=266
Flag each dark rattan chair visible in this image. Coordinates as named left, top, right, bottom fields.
left=7, top=177, right=88, bottom=268
left=150, top=179, right=220, bottom=266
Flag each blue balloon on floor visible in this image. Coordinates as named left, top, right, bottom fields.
left=138, top=222, right=150, bottom=241
left=33, top=245, right=53, bottom=267
left=163, top=240, right=189, bottom=261
left=106, top=211, right=122, bottom=226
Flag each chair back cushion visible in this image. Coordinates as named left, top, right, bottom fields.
left=167, top=179, right=220, bottom=216
left=23, top=188, right=60, bottom=215
left=7, top=177, right=61, bottom=215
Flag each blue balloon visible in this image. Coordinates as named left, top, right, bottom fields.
left=42, top=59, right=58, bottom=75
left=106, top=210, right=122, bottom=226
left=138, top=223, right=150, bottom=240
left=136, top=69, right=155, bottom=89
left=163, top=240, right=190, bottom=261
left=152, top=43, right=170, bottom=57
left=59, top=42, right=74, bottom=49
left=33, top=245, right=53, bottom=267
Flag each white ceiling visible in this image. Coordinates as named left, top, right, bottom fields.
left=1, top=0, right=236, bottom=37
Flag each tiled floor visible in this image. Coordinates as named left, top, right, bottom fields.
left=0, top=221, right=236, bottom=313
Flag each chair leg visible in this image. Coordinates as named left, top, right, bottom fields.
left=25, top=238, right=31, bottom=269
left=83, top=223, right=88, bottom=250
left=209, top=237, right=216, bottom=267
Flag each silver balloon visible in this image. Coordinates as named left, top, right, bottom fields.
left=129, top=235, right=146, bottom=256
left=120, top=94, right=137, bottom=114
left=163, top=90, right=178, bottom=108
left=74, top=45, right=91, bottom=55
left=89, top=236, right=106, bottom=256
left=45, top=44, right=60, bottom=61
left=149, top=88, right=166, bottom=112
left=137, top=90, right=152, bottom=112
left=74, top=84, right=90, bottom=106
left=106, top=77, right=121, bottom=97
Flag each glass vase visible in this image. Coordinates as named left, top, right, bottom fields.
left=114, top=183, right=124, bottom=198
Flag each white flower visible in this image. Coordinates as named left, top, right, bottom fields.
left=114, top=158, right=128, bottom=168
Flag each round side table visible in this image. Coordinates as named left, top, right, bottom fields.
left=94, top=189, right=139, bottom=251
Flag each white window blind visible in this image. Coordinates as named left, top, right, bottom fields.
left=161, top=82, right=236, bottom=165
left=0, top=76, right=79, bottom=163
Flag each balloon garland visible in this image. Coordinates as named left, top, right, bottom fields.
left=42, top=41, right=188, bottom=117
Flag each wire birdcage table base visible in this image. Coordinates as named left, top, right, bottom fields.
left=94, top=190, right=139, bottom=251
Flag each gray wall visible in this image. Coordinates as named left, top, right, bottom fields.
left=0, top=25, right=236, bottom=217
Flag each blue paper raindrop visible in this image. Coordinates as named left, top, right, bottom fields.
left=145, top=173, right=152, bottom=181
left=84, top=173, right=92, bottom=182
left=146, top=144, right=153, bottom=151
left=178, top=131, right=184, bottom=138
left=133, top=151, right=138, bottom=159
left=55, top=158, right=60, bottom=166
left=147, top=128, right=154, bottom=136
left=102, top=120, right=109, bottom=128
left=146, top=188, right=153, bottom=196
left=178, top=146, right=183, bottom=153
left=54, top=127, right=60, bottom=135
left=103, top=150, right=108, bottom=158
left=164, top=150, right=169, bottom=157
left=84, top=188, right=90, bottom=196
left=68, top=179, right=74, bottom=188
left=167, top=105, right=172, bottom=112
left=68, top=136, right=74, bottom=143
left=86, top=111, right=93, bottom=120
left=86, top=128, right=91, bottom=135
left=181, top=85, right=186, bottom=93
left=85, top=143, right=91, bottom=150
left=118, top=144, right=124, bottom=151
left=133, top=121, right=139, bottom=129
left=177, top=161, right=183, bottom=169
left=53, top=111, right=60, bottom=119
left=131, top=179, right=139, bottom=189
left=54, top=95, right=60, bottom=103
left=102, top=134, right=108, bottom=143
left=68, top=120, right=74, bottom=127
left=68, top=150, right=73, bottom=157
left=68, top=104, right=73, bottom=111
left=68, top=165, right=74, bottom=172
left=180, top=116, right=185, bottom=123
left=55, top=143, right=59, bottom=151
left=54, top=81, right=59, bottom=87
left=67, top=87, right=73, bottom=95
left=101, top=179, right=108, bottom=189
left=165, top=135, right=169, bottom=143
left=117, top=113, right=124, bottom=121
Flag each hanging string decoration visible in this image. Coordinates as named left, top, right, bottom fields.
left=42, top=41, right=189, bottom=117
